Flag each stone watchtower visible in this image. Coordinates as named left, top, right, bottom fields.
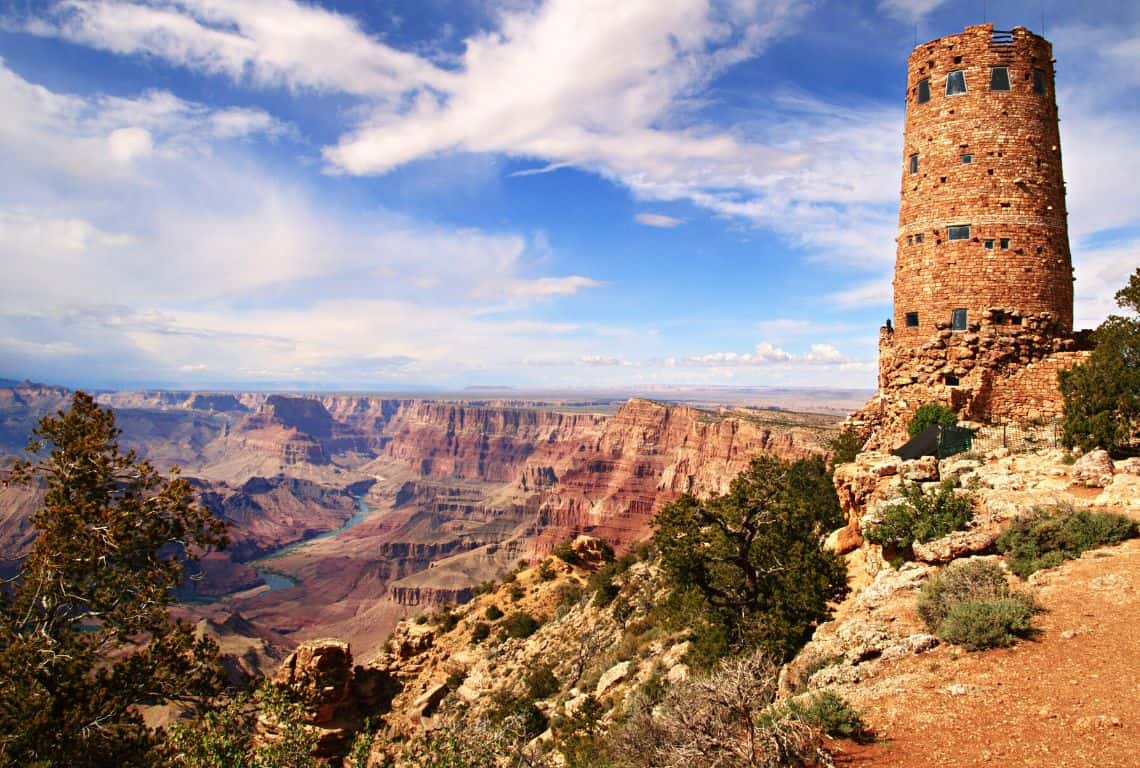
left=866, top=24, right=1089, bottom=447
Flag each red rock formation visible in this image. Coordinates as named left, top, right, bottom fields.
left=524, top=399, right=830, bottom=549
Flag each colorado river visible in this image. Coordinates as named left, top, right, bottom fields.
left=254, top=497, right=374, bottom=591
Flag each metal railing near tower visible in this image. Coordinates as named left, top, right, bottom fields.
left=970, top=418, right=1065, bottom=453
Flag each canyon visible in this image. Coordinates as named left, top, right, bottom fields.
left=0, top=380, right=850, bottom=663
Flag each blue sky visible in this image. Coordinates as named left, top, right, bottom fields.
left=0, top=0, right=1136, bottom=391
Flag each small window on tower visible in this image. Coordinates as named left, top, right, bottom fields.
left=917, top=78, right=931, bottom=103
left=993, top=310, right=1006, bottom=325
left=984, top=239, right=994, bottom=249
left=914, top=233, right=925, bottom=244
left=948, top=225, right=971, bottom=240
left=990, top=67, right=1011, bottom=91
left=909, top=153, right=919, bottom=174
left=945, top=375, right=960, bottom=386
left=905, top=312, right=919, bottom=327
left=961, top=154, right=973, bottom=164
left=946, top=70, right=967, bottom=96
left=1033, top=69, right=1047, bottom=95
left=951, top=309, right=968, bottom=331
left=907, top=235, right=913, bottom=245
left=1000, top=238, right=1010, bottom=249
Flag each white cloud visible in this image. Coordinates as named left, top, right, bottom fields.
left=877, top=0, right=950, bottom=25
left=30, top=0, right=449, bottom=97
left=634, top=213, right=684, bottom=228
left=0, top=62, right=608, bottom=386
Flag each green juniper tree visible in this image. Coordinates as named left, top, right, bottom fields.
left=0, top=392, right=228, bottom=768
left=653, top=455, right=848, bottom=663
left=1059, top=268, right=1140, bottom=455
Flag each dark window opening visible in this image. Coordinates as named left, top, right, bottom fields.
left=954, top=55, right=963, bottom=64
left=990, top=67, right=1011, bottom=91
left=1011, top=316, right=1022, bottom=325
left=1000, top=238, right=1010, bottom=249
left=948, top=225, right=971, bottom=241
left=945, top=375, right=960, bottom=386
left=1033, top=68, right=1047, bottom=95
left=909, top=153, right=919, bottom=174
left=984, top=239, right=994, bottom=249
left=914, top=233, right=924, bottom=244
left=946, top=70, right=967, bottom=96
left=907, top=235, right=913, bottom=245
left=951, top=308, right=968, bottom=331
left=905, top=312, right=919, bottom=327
left=917, top=78, right=931, bottom=103
left=961, top=154, right=973, bottom=164
left=993, top=311, right=1006, bottom=325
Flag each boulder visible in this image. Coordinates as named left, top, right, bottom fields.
left=273, top=638, right=353, bottom=724
left=912, top=527, right=1001, bottom=563
left=901, top=456, right=939, bottom=482
left=595, top=660, right=632, bottom=697
left=1072, top=450, right=1115, bottom=488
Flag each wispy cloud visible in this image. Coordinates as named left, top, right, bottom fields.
left=634, top=213, right=684, bottom=228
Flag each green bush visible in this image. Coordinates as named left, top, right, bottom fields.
left=789, top=691, right=871, bottom=743
left=907, top=403, right=958, bottom=438
left=917, top=559, right=1038, bottom=650
left=996, top=505, right=1137, bottom=577
left=866, top=479, right=974, bottom=552
left=525, top=664, right=560, bottom=700
left=508, top=584, right=525, bottom=602
left=484, top=604, right=504, bottom=621
left=828, top=425, right=864, bottom=465
left=470, top=622, right=491, bottom=644
left=501, top=611, right=541, bottom=639
left=552, top=541, right=582, bottom=565
left=538, top=559, right=557, bottom=581
left=937, top=598, right=1036, bottom=650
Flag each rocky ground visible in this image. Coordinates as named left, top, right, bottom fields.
left=797, top=447, right=1140, bottom=768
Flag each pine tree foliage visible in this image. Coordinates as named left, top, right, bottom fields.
left=1059, top=268, right=1140, bottom=455
left=0, top=392, right=229, bottom=767
left=653, top=455, right=848, bottom=661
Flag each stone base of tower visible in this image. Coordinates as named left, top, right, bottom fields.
left=851, top=308, right=1093, bottom=451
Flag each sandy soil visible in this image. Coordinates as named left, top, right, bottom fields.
left=833, top=538, right=1140, bottom=767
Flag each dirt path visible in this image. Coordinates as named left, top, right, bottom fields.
left=833, top=538, right=1140, bottom=767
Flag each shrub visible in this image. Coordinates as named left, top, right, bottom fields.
left=484, top=604, right=504, bottom=621
left=163, top=685, right=322, bottom=768
left=552, top=540, right=582, bottom=565
left=555, top=582, right=584, bottom=608
left=470, top=622, right=491, bottom=644
left=525, top=664, right=560, bottom=700
left=917, top=559, right=1038, bottom=650
left=538, top=559, right=557, bottom=581
left=431, top=607, right=459, bottom=632
left=996, top=505, right=1137, bottom=577
left=828, top=425, right=864, bottom=465
left=907, top=402, right=958, bottom=438
left=508, top=584, right=525, bottom=602
left=937, top=598, right=1036, bottom=650
left=788, top=691, right=871, bottom=743
left=611, top=651, right=829, bottom=767
left=867, top=479, right=974, bottom=552
left=501, top=611, right=541, bottom=639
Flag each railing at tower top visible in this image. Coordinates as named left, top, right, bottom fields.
left=991, top=29, right=1015, bottom=45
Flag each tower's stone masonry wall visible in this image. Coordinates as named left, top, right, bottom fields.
left=860, top=24, right=1086, bottom=450
left=893, top=24, right=1072, bottom=354
left=858, top=308, right=1088, bottom=449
